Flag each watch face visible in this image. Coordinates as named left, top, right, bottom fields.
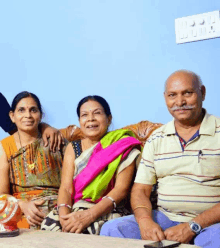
left=192, top=224, right=200, bottom=232
left=190, top=222, right=201, bottom=233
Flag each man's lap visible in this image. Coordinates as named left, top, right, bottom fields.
left=100, top=210, right=179, bottom=238
left=100, top=211, right=220, bottom=247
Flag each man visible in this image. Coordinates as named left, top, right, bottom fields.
left=100, top=70, right=220, bottom=247
left=0, top=92, right=63, bottom=151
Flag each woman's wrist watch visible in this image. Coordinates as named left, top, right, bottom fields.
left=189, top=221, right=202, bottom=234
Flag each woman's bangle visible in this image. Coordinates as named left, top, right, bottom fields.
left=133, top=205, right=152, bottom=212
left=137, top=216, right=152, bottom=224
left=56, top=204, right=72, bottom=211
left=102, top=196, right=117, bottom=210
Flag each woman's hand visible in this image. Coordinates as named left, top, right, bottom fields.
left=19, top=199, right=46, bottom=226
left=60, top=210, right=94, bottom=233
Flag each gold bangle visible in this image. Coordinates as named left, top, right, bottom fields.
left=133, top=205, right=152, bottom=212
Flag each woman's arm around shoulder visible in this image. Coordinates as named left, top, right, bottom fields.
left=0, top=142, right=10, bottom=194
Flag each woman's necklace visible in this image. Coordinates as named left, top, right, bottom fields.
left=17, top=131, right=40, bottom=171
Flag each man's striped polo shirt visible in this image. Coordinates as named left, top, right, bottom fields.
left=135, top=111, right=220, bottom=222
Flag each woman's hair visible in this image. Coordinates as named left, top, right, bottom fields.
left=11, top=91, right=43, bottom=114
left=77, top=95, right=112, bottom=118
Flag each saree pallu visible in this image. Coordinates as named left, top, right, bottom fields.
left=41, top=130, right=141, bottom=234
left=73, top=130, right=142, bottom=203
left=1, top=135, right=66, bottom=229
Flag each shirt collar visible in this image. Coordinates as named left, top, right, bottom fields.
left=164, top=109, right=216, bottom=136
left=199, top=109, right=216, bottom=136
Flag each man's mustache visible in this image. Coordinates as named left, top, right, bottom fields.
left=170, top=105, right=195, bottom=111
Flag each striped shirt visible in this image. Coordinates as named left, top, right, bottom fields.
left=135, top=110, right=220, bottom=222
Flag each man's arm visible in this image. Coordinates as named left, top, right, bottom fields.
left=39, top=123, right=64, bottom=152
left=193, top=203, right=220, bottom=228
left=131, top=130, right=166, bottom=241
left=164, top=202, right=220, bottom=243
left=131, top=183, right=165, bottom=241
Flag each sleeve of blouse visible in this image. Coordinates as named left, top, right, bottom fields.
left=116, top=148, right=141, bottom=175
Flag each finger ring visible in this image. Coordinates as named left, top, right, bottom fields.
left=27, top=216, right=31, bottom=221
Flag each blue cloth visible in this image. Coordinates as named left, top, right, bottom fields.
left=100, top=211, right=220, bottom=248
left=0, top=93, right=16, bottom=133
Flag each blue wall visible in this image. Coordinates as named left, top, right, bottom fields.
left=0, top=0, right=219, bottom=140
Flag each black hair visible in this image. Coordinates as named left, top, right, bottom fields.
left=11, top=91, right=43, bottom=114
left=77, top=95, right=112, bottom=118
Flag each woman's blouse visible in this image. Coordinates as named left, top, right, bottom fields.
left=1, top=135, right=65, bottom=201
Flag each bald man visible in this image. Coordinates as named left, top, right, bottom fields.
left=100, top=70, right=220, bottom=248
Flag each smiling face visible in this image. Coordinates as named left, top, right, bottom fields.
left=9, top=97, right=42, bottom=133
left=164, top=71, right=206, bottom=125
left=79, top=100, right=112, bottom=141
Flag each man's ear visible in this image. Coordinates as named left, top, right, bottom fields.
left=9, top=111, right=15, bottom=123
left=201, top=85, right=206, bottom=101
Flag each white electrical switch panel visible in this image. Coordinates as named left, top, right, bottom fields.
left=175, top=10, right=220, bottom=44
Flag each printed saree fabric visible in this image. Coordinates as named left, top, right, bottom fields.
left=1, top=135, right=64, bottom=200
left=73, top=129, right=142, bottom=203
left=41, top=129, right=141, bottom=234
left=1, top=135, right=66, bottom=229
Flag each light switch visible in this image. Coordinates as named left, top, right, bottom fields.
left=211, top=15, right=215, bottom=23
left=189, top=29, right=193, bottom=38
left=189, top=19, right=195, bottom=27
left=207, top=16, right=211, bottom=24
left=184, top=31, right=188, bottom=38
left=198, top=19, right=205, bottom=25
left=193, top=29, right=197, bottom=37
left=175, top=10, right=220, bottom=44
left=183, top=21, right=187, bottom=29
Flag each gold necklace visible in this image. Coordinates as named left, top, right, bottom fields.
left=17, top=132, right=40, bottom=171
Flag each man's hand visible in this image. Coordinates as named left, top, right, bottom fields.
left=60, top=210, right=94, bottom=233
left=40, top=123, right=64, bottom=152
left=138, top=218, right=165, bottom=241
left=164, top=223, right=195, bottom=244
